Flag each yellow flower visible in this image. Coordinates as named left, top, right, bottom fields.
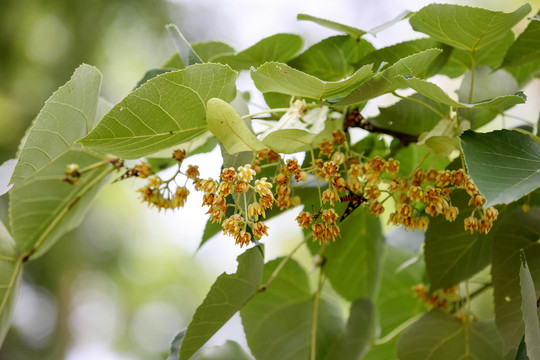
left=237, top=164, right=256, bottom=181
left=254, top=177, right=273, bottom=196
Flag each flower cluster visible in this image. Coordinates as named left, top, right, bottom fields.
left=413, top=283, right=458, bottom=310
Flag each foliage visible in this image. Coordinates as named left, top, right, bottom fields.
left=2, top=2, right=540, bottom=359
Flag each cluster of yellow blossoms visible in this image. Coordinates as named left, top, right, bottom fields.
left=121, top=128, right=499, bottom=248
left=413, top=283, right=459, bottom=310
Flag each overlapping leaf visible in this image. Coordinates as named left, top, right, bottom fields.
left=297, top=14, right=366, bottom=39
left=338, top=49, right=442, bottom=105
left=461, top=129, right=540, bottom=207
left=10, top=64, right=111, bottom=259
left=519, top=254, right=540, bottom=359
left=288, top=35, right=375, bottom=81
left=397, top=310, right=510, bottom=359
left=502, top=14, right=540, bottom=68
left=409, top=3, right=531, bottom=52
left=211, top=34, right=303, bottom=70
left=179, top=246, right=264, bottom=360
left=192, top=41, right=235, bottom=62
left=251, top=61, right=373, bottom=101
left=0, top=221, right=21, bottom=346
left=241, top=258, right=344, bottom=360
left=492, top=207, right=540, bottom=351
left=79, top=63, right=237, bottom=159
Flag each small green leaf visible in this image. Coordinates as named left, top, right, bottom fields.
left=324, top=298, right=375, bottom=360
left=212, top=34, right=303, bottom=70
left=179, top=246, right=264, bottom=360
left=425, top=191, right=499, bottom=291
left=162, top=52, right=184, bottom=69
left=519, top=254, right=540, bottom=359
left=297, top=14, right=366, bottom=39
left=367, top=10, right=413, bottom=36
left=369, top=93, right=449, bottom=137
left=166, top=24, right=203, bottom=66
left=10, top=65, right=111, bottom=259
left=261, top=118, right=341, bottom=154
left=0, top=159, right=17, bottom=196
left=318, top=210, right=384, bottom=301
left=197, top=340, right=253, bottom=360
left=0, top=220, right=22, bottom=347
left=460, top=129, right=540, bottom=207
left=79, top=64, right=237, bottom=159
left=502, top=13, right=540, bottom=68
left=288, top=35, right=375, bottom=81
left=397, top=310, right=509, bottom=359
left=409, top=3, right=531, bottom=52
left=206, top=98, right=265, bottom=154
left=356, top=38, right=448, bottom=78
left=492, top=206, right=540, bottom=351
left=251, top=62, right=373, bottom=101
left=192, top=41, right=235, bottom=62
left=338, top=49, right=442, bottom=105
left=241, top=258, right=344, bottom=360
left=394, top=143, right=450, bottom=177
left=134, top=68, right=176, bottom=90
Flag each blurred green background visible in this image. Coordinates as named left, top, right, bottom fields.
left=0, top=0, right=538, bottom=359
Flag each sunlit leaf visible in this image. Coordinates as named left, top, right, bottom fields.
left=519, top=253, right=540, bottom=360
left=206, top=98, right=265, bottom=154
left=79, top=63, right=237, bottom=159
left=192, top=41, right=235, bottom=62
left=502, top=13, right=540, bottom=68
left=492, top=206, right=540, bottom=351
left=288, top=35, right=375, bottom=81
left=409, top=3, right=531, bottom=51
left=338, top=49, right=442, bottom=105
left=10, top=64, right=111, bottom=259
left=179, top=246, right=264, bottom=360
left=211, top=34, right=303, bottom=70
left=251, top=62, right=373, bottom=101
left=0, top=220, right=22, bottom=347
left=460, top=129, right=540, bottom=207
left=166, top=24, right=203, bottom=66
left=324, top=298, right=375, bottom=360
left=297, top=14, right=366, bottom=39
left=241, top=258, right=344, bottom=360
left=397, top=310, right=510, bottom=359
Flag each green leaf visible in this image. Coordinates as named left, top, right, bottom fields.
left=251, top=62, right=373, bottom=101
left=356, top=38, right=448, bottom=78
left=197, top=340, right=253, bottom=360
left=211, top=34, right=303, bottom=70
left=519, top=254, right=540, bottom=359
left=319, top=210, right=384, bottom=301
left=134, top=68, right=176, bottom=90
left=409, top=3, right=531, bottom=52
left=192, top=41, right=235, bottom=62
left=241, top=258, right=344, bottom=360
left=376, top=246, right=427, bottom=337
left=460, top=129, right=540, bottom=207
left=338, top=49, right=442, bottom=105
left=507, top=59, right=540, bottom=87
left=10, top=64, right=111, bottom=259
left=394, top=143, right=450, bottom=177
left=324, top=298, right=375, bottom=360
left=367, top=10, right=413, bottom=36
left=397, top=310, right=510, bottom=359
left=0, top=159, right=17, bottom=196
left=179, top=246, right=264, bottom=360
left=79, top=63, right=238, bottom=159
left=369, top=93, right=449, bottom=137
left=425, top=191, right=499, bottom=291
left=0, top=220, right=22, bottom=347
left=206, top=98, right=265, bottom=154
left=288, top=35, right=375, bottom=81
left=162, top=53, right=184, bottom=69
left=492, top=206, right=540, bottom=351
left=297, top=14, right=366, bottom=39
left=502, top=14, right=540, bottom=68
left=440, top=31, right=514, bottom=78
left=261, top=118, right=342, bottom=154
left=402, top=76, right=526, bottom=111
